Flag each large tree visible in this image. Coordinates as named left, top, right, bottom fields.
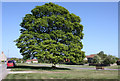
left=15, top=2, right=85, bottom=67
left=97, top=51, right=107, bottom=61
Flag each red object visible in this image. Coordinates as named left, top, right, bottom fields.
left=26, top=60, right=32, bottom=62
left=66, top=59, right=68, bottom=61
left=86, top=54, right=96, bottom=58
left=7, top=60, right=15, bottom=67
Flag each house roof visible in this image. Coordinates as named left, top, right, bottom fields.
left=26, top=60, right=32, bottom=62
left=32, top=59, right=38, bottom=61
left=26, top=59, right=38, bottom=62
left=86, top=54, right=96, bottom=58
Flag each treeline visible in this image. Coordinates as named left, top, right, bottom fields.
left=89, top=51, right=119, bottom=65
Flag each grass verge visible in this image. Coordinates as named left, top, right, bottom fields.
left=6, top=69, right=118, bottom=79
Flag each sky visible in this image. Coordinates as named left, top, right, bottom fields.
left=2, top=2, right=118, bottom=58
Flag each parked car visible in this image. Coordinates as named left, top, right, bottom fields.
left=7, top=60, right=16, bottom=67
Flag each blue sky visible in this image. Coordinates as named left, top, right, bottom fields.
left=2, top=2, right=118, bottom=58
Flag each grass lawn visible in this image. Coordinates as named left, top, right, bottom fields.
left=6, top=63, right=119, bottom=79
left=6, top=69, right=118, bottom=79
left=105, top=65, right=119, bottom=69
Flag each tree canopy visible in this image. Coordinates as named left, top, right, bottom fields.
left=96, top=51, right=118, bottom=65
left=91, top=55, right=101, bottom=64
left=103, top=55, right=117, bottom=65
left=14, top=2, right=85, bottom=66
left=97, top=51, right=107, bottom=61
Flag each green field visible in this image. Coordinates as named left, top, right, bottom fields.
left=6, top=63, right=119, bottom=79
left=6, top=69, right=118, bottom=79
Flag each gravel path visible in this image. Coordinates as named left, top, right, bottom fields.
left=8, top=71, right=65, bottom=74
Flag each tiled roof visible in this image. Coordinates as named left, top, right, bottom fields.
left=86, top=54, right=96, bottom=58
left=26, top=60, right=32, bottom=62
left=26, top=59, right=38, bottom=62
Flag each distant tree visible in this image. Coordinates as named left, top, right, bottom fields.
left=97, top=51, right=118, bottom=65
left=103, top=55, right=117, bottom=65
left=91, top=55, right=101, bottom=64
left=10, top=58, right=18, bottom=61
left=14, top=2, right=85, bottom=67
left=115, top=57, right=119, bottom=61
left=9, top=58, right=23, bottom=63
left=97, top=51, right=107, bottom=60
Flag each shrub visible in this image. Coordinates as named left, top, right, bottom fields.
left=103, top=55, right=117, bottom=65
left=83, top=60, right=88, bottom=64
left=91, top=55, right=101, bottom=64
left=1, top=61, right=5, bottom=62
left=116, top=60, right=120, bottom=65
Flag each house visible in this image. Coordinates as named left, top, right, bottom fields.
left=86, top=54, right=96, bottom=63
left=32, top=59, right=38, bottom=63
left=0, top=51, right=7, bottom=62
left=26, top=59, right=38, bottom=64
left=26, top=60, right=32, bottom=64
left=83, top=57, right=88, bottom=60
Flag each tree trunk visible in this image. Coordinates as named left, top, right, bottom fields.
left=52, top=64, right=56, bottom=69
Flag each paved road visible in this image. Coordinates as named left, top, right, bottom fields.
left=31, top=63, right=52, bottom=67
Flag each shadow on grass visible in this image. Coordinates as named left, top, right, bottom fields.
left=7, top=65, right=71, bottom=70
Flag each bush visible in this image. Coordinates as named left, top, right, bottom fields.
left=82, top=60, right=88, bottom=64
left=116, top=61, right=120, bottom=65
left=102, top=55, right=117, bottom=65
left=1, top=61, right=5, bottom=62
left=91, top=55, right=101, bottom=64
left=16, top=60, right=21, bottom=63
